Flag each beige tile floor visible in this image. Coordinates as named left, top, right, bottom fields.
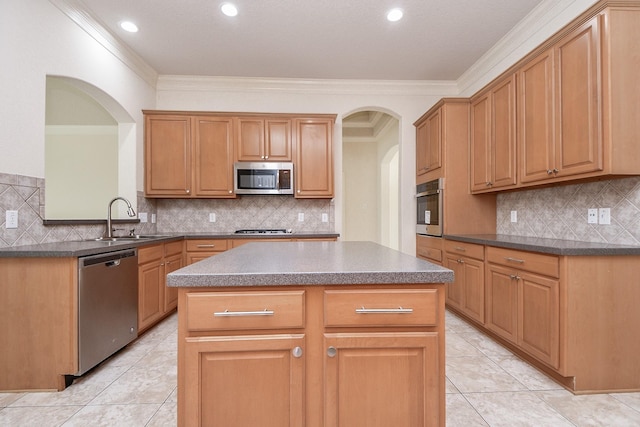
left=1, top=310, right=640, bottom=426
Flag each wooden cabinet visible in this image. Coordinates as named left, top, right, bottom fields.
left=294, top=117, right=335, bottom=198
left=138, top=240, right=184, bottom=332
left=416, top=235, right=443, bottom=265
left=415, top=107, right=442, bottom=179
left=185, top=239, right=229, bottom=265
left=144, top=112, right=235, bottom=198
left=444, top=240, right=485, bottom=324
left=519, top=17, right=602, bottom=184
left=178, top=285, right=444, bottom=426
left=485, top=247, right=560, bottom=369
left=470, top=73, right=517, bottom=193
left=236, top=117, right=292, bottom=161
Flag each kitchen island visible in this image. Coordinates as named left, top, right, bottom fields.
left=167, top=241, right=453, bottom=427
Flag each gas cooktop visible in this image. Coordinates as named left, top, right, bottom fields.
left=234, top=229, right=293, bottom=235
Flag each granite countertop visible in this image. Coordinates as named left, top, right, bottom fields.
left=167, top=241, right=453, bottom=287
left=0, top=231, right=340, bottom=258
left=444, top=234, right=640, bottom=256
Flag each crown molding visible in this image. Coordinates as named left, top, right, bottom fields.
left=457, top=0, right=599, bottom=96
left=49, top=0, right=158, bottom=88
left=157, top=75, right=459, bottom=97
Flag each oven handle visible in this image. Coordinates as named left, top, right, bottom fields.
left=416, top=190, right=441, bottom=197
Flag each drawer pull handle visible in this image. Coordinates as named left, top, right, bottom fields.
left=355, top=306, right=413, bottom=314
left=454, top=246, right=466, bottom=252
left=214, top=309, right=274, bottom=317
left=505, top=257, right=525, bottom=264
left=197, top=244, right=216, bottom=248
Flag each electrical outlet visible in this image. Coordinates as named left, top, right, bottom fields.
left=138, top=212, right=148, bottom=223
left=298, top=213, right=304, bottom=222
left=510, top=210, right=517, bottom=223
left=599, top=208, right=611, bottom=225
left=5, top=210, right=18, bottom=229
left=587, top=208, right=598, bottom=224
left=209, top=213, right=216, bottom=223
left=321, top=213, right=329, bottom=223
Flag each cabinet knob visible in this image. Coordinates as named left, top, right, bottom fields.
left=547, top=169, right=553, bottom=175
left=553, top=168, right=559, bottom=174
left=457, top=259, right=465, bottom=264
left=186, top=189, right=190, bottom=194
left=327, top=346, right=337, bottom=358
left=486, top=182, right=493, bottom=187
left=229, top=190, right=233, bottom=193
left=292, top=347, right=303, bottom=358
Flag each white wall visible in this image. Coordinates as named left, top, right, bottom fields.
left=0, top=0, right=156, bottom=182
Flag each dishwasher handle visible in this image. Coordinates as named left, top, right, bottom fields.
left=79, top=249, right=137, bottom=268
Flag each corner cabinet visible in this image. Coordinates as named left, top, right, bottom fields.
left=177, top=285, right=445, bottom=426
left=294, top=117, right=335, bottom=198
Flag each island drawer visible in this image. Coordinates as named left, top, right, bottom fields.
left=444, top=240, right=484, bottom=260
left=487, top=246, right=559, bottom=278
left=185, top=239, right=229, bottom=252
left=324, top=289, right=439, bottom=327
left=185, top=291, right=305, bottom=331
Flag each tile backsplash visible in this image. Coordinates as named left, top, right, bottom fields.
left=497, top=176, right=640, bottom=245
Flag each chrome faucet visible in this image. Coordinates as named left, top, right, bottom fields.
left=106, top=197, right=136, bottom=238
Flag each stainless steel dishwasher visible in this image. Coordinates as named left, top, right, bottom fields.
left=77, top=249, right=138, bottom=375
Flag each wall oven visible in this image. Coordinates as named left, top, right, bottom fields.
left=416, top=178, right=443, bottom=237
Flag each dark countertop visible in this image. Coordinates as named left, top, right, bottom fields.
left=0, top=232, right=340, bottom=258
left=444, top=234, right=640, bottom=256
left=167, top=241, right=453, bottom=287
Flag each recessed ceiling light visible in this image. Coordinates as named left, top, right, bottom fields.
left=221, top=3, right=238, bottom=17
left=387, top=8, right=403, bottom=22
left=119, top=21, right=139, bottom=32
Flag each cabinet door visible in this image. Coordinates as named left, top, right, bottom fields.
left=324, top=332, right=441, bottom=427
left=470, top=93, right=491, bottom=192
left=491, top=74, right=517, bottom=189
left=554, top=16, right=602, bottom=178
left=519, top=49, right=555, bottom=183
left=138, top=260, right=164, bottom=332
left=144, top=115, right=191, bottom=196
left=519, top=272, right=560, bottom=369
left=461, top=257, right=485, bottom=324
left=265, top=119, right=292, bottom=161
left=184, top=334, right=304, bottom=427
left=193, top=117, right=235, bottom=197
left=415, top=109, right=442, bottom=178
left=236, top=118, right=264, bottom=161
left=443, top=255, right=464, bottom=310
left=294, top=118, right=334, bottom=198
left=163, top=253, right=183, bottom=312
left=486, top=264, right=518, bottom=344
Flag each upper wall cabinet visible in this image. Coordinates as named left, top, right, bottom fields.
left=415, top=107, right=442, bottom=180
left=470, top=74, right=517, bottom=193
left=144, top=113, right=235, bottom=198
left=144, top=111, right=335, bottom=199
left=235, top=117, right=292, bottom=162
left=469, top=2, right=640, bottom=192
left=294, top=117, right=335, bottom=198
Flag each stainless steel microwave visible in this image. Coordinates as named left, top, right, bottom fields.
left=234, top=162, right=294, bottom=195
left=416, top=178, right=443, bottom=236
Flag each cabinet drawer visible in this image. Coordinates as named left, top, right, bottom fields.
left=185, top=239, right=229, bottom=252
left=416, top=235, right=442, bottom=263
left=487, top=246, right=559, bottom=278
left=186, top=291, right=305, bottom=331
left=138, top=244, right=164, bottom=264
left=324, top=290, right=439, bottom=327
left=444, top=240, right=484, bottom=261
left=164, top=240, right=184, bottom=257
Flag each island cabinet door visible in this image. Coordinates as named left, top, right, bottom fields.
left=183, top=334, right=304, bottom=427
left=324, top=332, right=441, bottom=427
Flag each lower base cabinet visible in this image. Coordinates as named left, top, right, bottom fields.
left=177, top=285, right=445, bottom=426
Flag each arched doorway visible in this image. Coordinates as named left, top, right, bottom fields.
left=342, top=110, right=399, bottom=250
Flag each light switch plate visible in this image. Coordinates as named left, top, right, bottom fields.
left=599, top=208, right=611, bottom=225
left=510, top=210, right=517, bottom=223
left=298, top=213, right=304, bottom=222
left=138, top=212, right=148, bottom=223
left=321, top=213, right=329, bottom=223
left=209, top=213, right=216, bottom=222
left=6, top=210, right=18, bottom=229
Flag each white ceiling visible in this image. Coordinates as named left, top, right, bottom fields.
left=77, top=0, right=545, bottom=81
